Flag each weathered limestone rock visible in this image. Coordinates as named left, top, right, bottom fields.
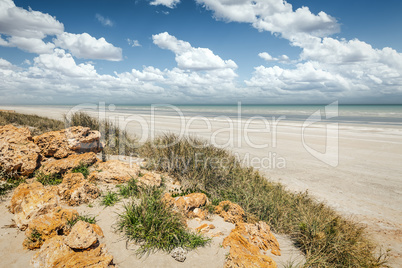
left=31, top=236, right=73, bottom=268
left=10, top=181, right=59, bottom=230
left=52, top=243, right=113, bottom=268
left=64, top=220, right=98, bottom=250
left=163, top=192, right=209, bottom=219
left=196, top=223, right=216, bottom=233
left=0, top=124, right=40, bottom=176
left=242, top=221, right=281, bottom=256
left=23, top=207, right=78, bottom=249
left=88, top=160, right=140, bottom=184
left=215, top=200, right=245, bottom=224
left=31, top=236, right=113, bottom=268
left=138, top=171, right=162, bottom=187
left=58, top=173, right=100, bottom=206
left=33, top=126, right=102, bottom=158
left=91, top=223, right=104, bottom=238
left=223, top=226, right=278, bottom=268
left=40, top=152, right=98, bottom=175
left=171, top=247, right=187, bottom=262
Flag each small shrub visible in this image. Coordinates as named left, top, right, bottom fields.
left=36, top=172, right=62, bottom=185
left=118, top=178, right=139, bottom=198
left=117, top=186, right=209, bottom=255
left=71, top=163, right=90, bottom=178
left=101, top=191, right=119, bottom=206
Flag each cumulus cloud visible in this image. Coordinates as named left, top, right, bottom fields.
left=54, top=32, right=123, bottom=61
left=259, top=52, right=290, bottom=62
left=196, top=0, right=339, bottom=41
left=95, top=14, right=114, bottom=27
left=152, top=32, right=237, bottom=70
left=127, top=38, right=141, bottom=47
left=150, top=0, right=181, bottom=9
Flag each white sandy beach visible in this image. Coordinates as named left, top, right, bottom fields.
left=1, top=105, right=401, bottom=266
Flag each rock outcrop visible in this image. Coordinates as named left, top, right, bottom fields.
left=31, top=235, right=113, bottom=268
left=58, top=173, right=100, bottom=206
left=0, top=124, right=40, bottom=176
left=23, top=207, right=78, bottom=249
left=40, top=152, right=98, bottom=175
left=64, top=221, right=98, bottom=250
left=33, top=126, right=102, bottom=158
left=88, top=160, right=140, bottom=184
left=215, top=200, right=246, bottom=224
left=10, top=182, right=60, bottom=230
left=163, top=192, right=209, bottom=219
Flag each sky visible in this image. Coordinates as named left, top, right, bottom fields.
left=0, top=0, right=402, bottom=105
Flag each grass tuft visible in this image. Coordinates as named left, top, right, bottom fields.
left=117, top=178, right=139, bottom=198
left=0, top=167, right=25, bottom=196
left=67, top=214, right=97, bottom=228
left=101, top=191, right=119, bottom=206
left=139, top=134, right=388, bottom=267
left=71, top=163, right=90, bottom=178
left=35, top=171, right=62, bottom=185
left=117, top=186, right=209, bottom=255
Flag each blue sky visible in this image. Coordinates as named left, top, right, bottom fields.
left=0, top=0, right=401, bottom=104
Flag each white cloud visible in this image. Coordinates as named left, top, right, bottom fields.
left=127, top=38, right=141, bottom=47
left=54, top=32, right=123, bottom=61
left=0, top=0, right=64, bottom=39
left=259, top=52, right=290, bottom=62
left=95, top=14, right=114, bottom=27
left=152, top=32, right=237, bottom=70
left=196, top=0, right=339, bottom=41
left=150, top=0, right=180, bottom=9
left=1, top=36, right=55, bottom=54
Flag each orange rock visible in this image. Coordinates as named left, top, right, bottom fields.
left=33, top=126, right=102, bottom=158
left=0, top=124, right=40, bottom=176
left=58, top=173, right=100, bottom=206
left=88, top=160, right=140, bottom=184
left=23, top=207, right=78, bottom=249
left=91, top=224, right=104, bottom=238
left=138, top=171, right=162, bottom=187
left=223, top=223, right=278, bottom=268
left=164, top=193, right=209, bottom=219
left=64, top=221, right=98, bottom=250
left=40, top=152, right=98, bottom=175
left=10, top=181, right=60, bottom=230
left=196, top=223, right=209, bottom=232
left=31, top=236, right=113, bottom=268
left=215, top=200, right=246, bottom=224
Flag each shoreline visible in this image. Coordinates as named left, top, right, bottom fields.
left=2, top=104, right=402, bottom=265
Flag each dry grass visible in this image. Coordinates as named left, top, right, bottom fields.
left=140, top=134, right=389, bottom=267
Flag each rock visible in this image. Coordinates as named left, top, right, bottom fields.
left=40, top=152, right=98, bottom=175
left=171, top=247, right=187, bottom=262
left=31, top=236, right=73, bottom=268
left=163, top=192, right=209, bottom=219
left=91, top=223, right=104, bottom=238
left=138, top=170, right=162, bottom=187
left=242, top=221, right=281, bottom=256
left=215, top=200, right=245, bottom=224
left=88, top=160, right=140, bottom=184
left=33, top=126, right=102, bottom=158
left=223, top=223, right=278, bottom=268
left=58, top=173, right=100, bottom=206
left=195, top=223, right=216, bottom=233
left=0, top=124, right=40, bottom=176
left=31, top=236, right=113, bottom=268
left=64, top=220, right=98, bottom=250
left=10, top=181, right=60, bottom=230
left=23, top=207, right=78, bottom=249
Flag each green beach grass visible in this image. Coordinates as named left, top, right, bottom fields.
left=0, top=111, right=389, bottom=266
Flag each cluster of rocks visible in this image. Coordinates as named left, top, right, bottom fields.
left=0, top=124, right=162, bottom=267
left=1, top=124, right=281, bottom=267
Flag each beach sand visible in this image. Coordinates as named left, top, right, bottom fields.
left=1, top=105, right=401, bottom=266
